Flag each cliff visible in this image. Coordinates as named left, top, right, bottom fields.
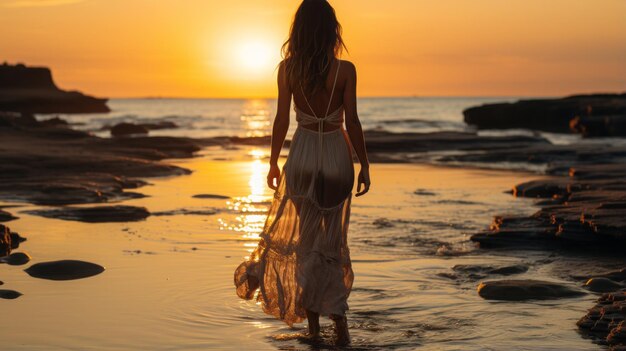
left=0, top=63, right=110, bottom=114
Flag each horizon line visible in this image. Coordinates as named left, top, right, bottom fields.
left=104, top=93, right=596, bottom=100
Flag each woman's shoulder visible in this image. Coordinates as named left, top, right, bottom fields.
left=338, top=59, right=355, bottom=70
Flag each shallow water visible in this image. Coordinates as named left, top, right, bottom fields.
left=43, top=96, right=608, bottom=147
left=0, top=149, right=616, bottom=350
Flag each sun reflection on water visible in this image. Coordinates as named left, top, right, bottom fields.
left=217, top=99, right=275, bottom=255
left=240, top=99, right=271, bottom=137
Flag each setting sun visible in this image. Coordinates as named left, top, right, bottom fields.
left=236, top=41, right=274, bottom=73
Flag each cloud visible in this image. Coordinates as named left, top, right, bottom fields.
left=1, top=0, right=86, bottom=7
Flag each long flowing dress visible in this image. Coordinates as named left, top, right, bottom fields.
left=234, top=61, right=355, bottom=326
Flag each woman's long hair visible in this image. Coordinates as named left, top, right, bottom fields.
left=281, top=0, right=347, bottom=97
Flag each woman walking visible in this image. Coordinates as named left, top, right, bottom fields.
left=234, top=0, right=370, bottom=346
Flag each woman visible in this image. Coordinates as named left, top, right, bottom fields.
left=234, top=0, right=370, bottom=346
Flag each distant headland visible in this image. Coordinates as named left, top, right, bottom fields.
left=0, top=62, right=110, bottom=114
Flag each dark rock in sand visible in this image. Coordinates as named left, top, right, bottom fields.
left=584, top=278, right=625, bottom=293
left=24, top=260, right=105, bottom=280
left=27, top=205, right=150, bottom=223
left=471, top=215, right=560, bottom=250
left=0, top=63, right=109, bottom=114
left=477, top=279, right=586, bottom=301
left=0, top=289, right=22, bottom=299
left=110, top=122, right=149, bottom=137
left=192, top=194, right=230, bottom=199
left=0, top=252, right=31, bottom=265
left=0, top=209, right=17, bottom=222
left=414, top=189, right=436, bottom=196
left=578, top=289, right=626, bottom=349
left=464, top=93, right=626, bottom=133
left=512, top=179, right=571, bottom=198
left=0, top=224, right=12, bottom=256
left=9, top=231, right=26, bottom=249
left=591, top=269, right=626, bottom=283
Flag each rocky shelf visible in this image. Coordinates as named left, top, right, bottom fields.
left=0, top=63, right=109, bottom=114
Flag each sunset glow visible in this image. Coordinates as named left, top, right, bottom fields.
left=1, top=0, right=624, bottom=98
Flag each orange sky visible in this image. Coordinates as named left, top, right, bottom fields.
left=1, top=0, right=625, bottom=98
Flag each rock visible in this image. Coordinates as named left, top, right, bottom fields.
left=0, top=289, right=22, bottom=299
left=0, top=112, right=197, bottom=207
left=570, top=115, right=626, bottom=137
left=594, top=269, right=626, bottom=283
left=0, top=63, right=109, bottom=114
left=26, top=205, right=150, bottom=223
left=472, top=163, right=626, bottom=250
left=0, top=252, right=31, bottom=265
left=0, top=209, right=17, bottom=222
left=0, top=224, right=12, bottom=256
left=578, top=289, right=626, bottom=349
left=39, top=116, right=70, bottom=128
left=584, top=278, right=625, bottom=293
left=463, top=93, right=626, bottom=133
left=24, top=260, right=105, bottom=280
left=512, top=180, right=570, bottom=198
left=192, top=194, right=230, bottom=199
left=138, top=121, right=178, bottom=131
left=477, top=279, right=586, bottom=301
left=9, top=231, right=26, bottom=249
left=110, top=122, right=149, bottom=137
left=414, top=189, right=436, bottom=196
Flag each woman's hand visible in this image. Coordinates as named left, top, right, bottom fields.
left=266, top=163, right=281, bottom=190
left=355, top=166, right=371, bottom=197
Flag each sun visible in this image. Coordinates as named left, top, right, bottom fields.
left=236, top=41, right=273, bottom=73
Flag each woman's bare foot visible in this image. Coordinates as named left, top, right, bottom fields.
left=331, top=315, right=350, bottom=346
left=306, top=309, right=320, bottom=338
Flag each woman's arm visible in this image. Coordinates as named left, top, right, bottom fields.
left=343, top=61, right=371, bottom=196
left=267, top=62, right=292, bottom=190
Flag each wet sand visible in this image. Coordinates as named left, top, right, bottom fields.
left=0, top=147, right=611, bottom=350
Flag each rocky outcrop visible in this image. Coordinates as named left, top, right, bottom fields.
left=0, top=63, right=109, bottom=114
left=471, top=163, right=626, bottom=249
left=570, top=115, right=626, bottom=137
left=0, top=224, right=12, bottom=256
left=0, top=113, right=199, bottom=206
left=578, top=290, right=626, bottom=350
left=463, top=93, right=626, bottom=134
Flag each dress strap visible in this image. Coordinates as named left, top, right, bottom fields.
left=325, top=60, right=341, bottom=118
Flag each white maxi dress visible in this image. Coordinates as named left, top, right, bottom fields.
left=234, top=61, right=355, bottom=326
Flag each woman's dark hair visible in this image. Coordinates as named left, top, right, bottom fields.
left=281, top=0, right=347, bottom=96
